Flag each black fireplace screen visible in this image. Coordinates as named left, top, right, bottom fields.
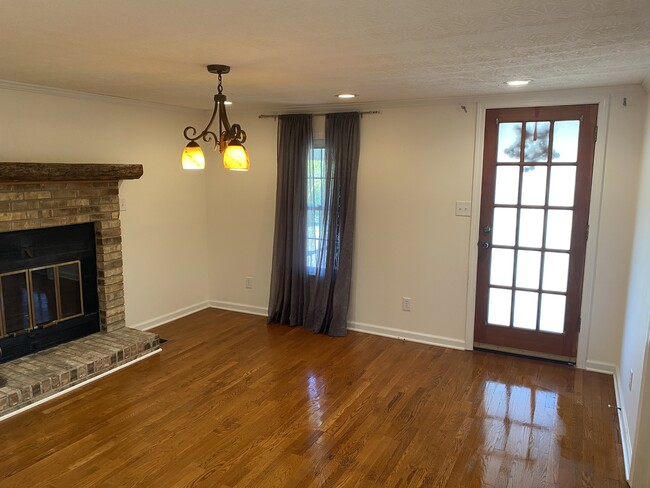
left=0, top=223, right=99, bottom=362
left=0, top=261, right=84, bottom=338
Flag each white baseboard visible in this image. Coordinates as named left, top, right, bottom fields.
left=130, top=301, right=211, bottom=331
left=585, top=360, right=617, bottom=375
left=347, top=321, right=467, bottom=350
left=585, top=360, right=631, bottom=480
left=0, top=349, right=161, bottom=423
left=613, top=367, right=633, bottom=482
left=132, top=304, right=633, bottom=479
left=208, top=300, right=268, bottom=317
left=206, top=304, right=466, bottom=351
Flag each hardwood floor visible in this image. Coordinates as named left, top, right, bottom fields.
left=0, top=309, right=626, bottom=487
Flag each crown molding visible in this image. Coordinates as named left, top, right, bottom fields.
left=235, top=83, right=646, bottom=117
left=0, top=79, right=199, bottom=114
left=1, top=78, right=645, bottom=116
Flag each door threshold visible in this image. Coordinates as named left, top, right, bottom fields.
left=474, top=342, right=576, bottom=366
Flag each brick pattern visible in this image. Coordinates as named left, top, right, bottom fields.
left=0, top=181, right=125, bottom=332
left=0, top=328, right=159, bottom=416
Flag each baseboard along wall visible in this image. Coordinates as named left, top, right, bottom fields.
left=586, top=361, right=631, bottom=482
left=130, top=301, right=212, bottom=331
left=136, top=302, right=632, bottom=481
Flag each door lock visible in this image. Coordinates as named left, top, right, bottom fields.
left=481, top=241, right=491, bottom=249
left=482, top=225, right=492, bottom=234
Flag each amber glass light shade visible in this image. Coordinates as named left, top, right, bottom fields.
left=223, top=141, right=250, bottom=171
left=181, top=141, right=205, bottom=170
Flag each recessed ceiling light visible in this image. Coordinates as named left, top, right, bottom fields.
left=336, top=93, right=357, bottom=99
left=506, top=80, right=532, bottom=86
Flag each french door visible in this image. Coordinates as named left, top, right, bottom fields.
left=474, top=105, right=598, bottom=360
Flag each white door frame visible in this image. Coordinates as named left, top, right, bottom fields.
left=464, top=91, right=611, bottom=369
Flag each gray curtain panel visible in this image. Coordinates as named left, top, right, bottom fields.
left=268, top=112, right=361, bottom=336
left=268, top=114, right=312, bottom=326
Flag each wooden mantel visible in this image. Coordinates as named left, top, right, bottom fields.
left=0, top=162, right=143, bottom=181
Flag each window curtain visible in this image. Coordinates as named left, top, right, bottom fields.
left=268, top=112, right=361, bottom=336
left=268, top=114, right=312, bottom=327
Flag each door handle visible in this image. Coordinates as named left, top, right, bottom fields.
left=481, top=241, right=491, bottom=249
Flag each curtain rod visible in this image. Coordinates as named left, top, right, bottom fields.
left=258, top=110, right=381, bottom=120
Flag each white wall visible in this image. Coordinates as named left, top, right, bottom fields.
left=206, top=104, right=474, bottom=347
left=206, top=113, right=278, bottom=314
left=206, top=87, right=648, bottom=365
left=2, top=83, right=644, bottom=370
left=588, top=92, right=648, bottom=368
left=349, top=105, right=474, bottom=347
left=621, top=94, right=650, bottom=486
left=0, top=85, right=210, bottom=329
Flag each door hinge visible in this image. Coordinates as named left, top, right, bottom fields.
left=495, top=117, right=499, bottom=125
left=585, top=224, right=590, bottom=241
left=594, top=125, right=598, bottom=142
left=578, top=316, right=581, bottom=331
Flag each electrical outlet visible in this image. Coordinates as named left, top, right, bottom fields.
left=402, top=297, right=412, bottom=312
left=629, top=370, right=634, bottom=391
left=245, top=277, right=253, bottom=289
left=455, top=201, right=471, bottom=217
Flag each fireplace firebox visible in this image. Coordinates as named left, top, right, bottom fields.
left=0, top=223, right=99, bottom=362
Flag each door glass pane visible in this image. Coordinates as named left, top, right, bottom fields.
left=513, top=291, right=538, bottom=330
left=552, top=120, right=580, bottom=162
left=548, top=166, right=576, bottom=207
left=1, top=272, right=31, bottom=334
left=488, top=288, right=512, bottom=326
left=31, top=267, right=58, bottom=326
left=546, top=210, right=573, bottom=250
left=497, top=123, right=522, bottom=162
left=492, top=208, right=517, bottom=246
left=521, top=166, right=547, bottom=206
left=490, top=248, right=514, bottom=286
left=59, top=262, right=82, bottom=319
left=515, top=250, right=541, bottom=289
left=518, top=209, right=544, bottom=248
left=539, top=293, right=566, bottom=333
left=524, top=121, right=551, bottom=162
left=542, top=252, right=570, bottom=292
left=495, top=166, right=520, bottom=204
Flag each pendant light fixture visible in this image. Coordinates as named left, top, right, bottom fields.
left=182, top=64, right=250, bottom=171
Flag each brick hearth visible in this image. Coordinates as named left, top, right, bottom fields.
left=0, top=328, right=159, bottom=415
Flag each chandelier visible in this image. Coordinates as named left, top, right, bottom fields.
left=182, top=64, right=249, bottom=171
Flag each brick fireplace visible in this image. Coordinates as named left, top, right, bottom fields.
left=0, top=163, right=160, bottom=416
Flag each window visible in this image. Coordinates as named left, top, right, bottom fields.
left=306, top=143, right=328, bottom=273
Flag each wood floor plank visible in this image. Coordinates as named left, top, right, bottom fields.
left=0, top=309, right=627, bottom=487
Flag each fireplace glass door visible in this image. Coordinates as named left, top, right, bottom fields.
left=0, top=271, right=31, bottom=335
left=31, top=266, right=58, bottom=326
left=0, top=260, right=84, bottom=338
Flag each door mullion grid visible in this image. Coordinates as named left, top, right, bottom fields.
left=534, top=120, right=555, bottom=331
left=509, top=124, right=526, bottom=329
left=488, top=283, right=567, bottom=296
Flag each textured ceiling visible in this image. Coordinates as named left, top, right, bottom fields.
left=1, top=0, right=649, bottom=110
